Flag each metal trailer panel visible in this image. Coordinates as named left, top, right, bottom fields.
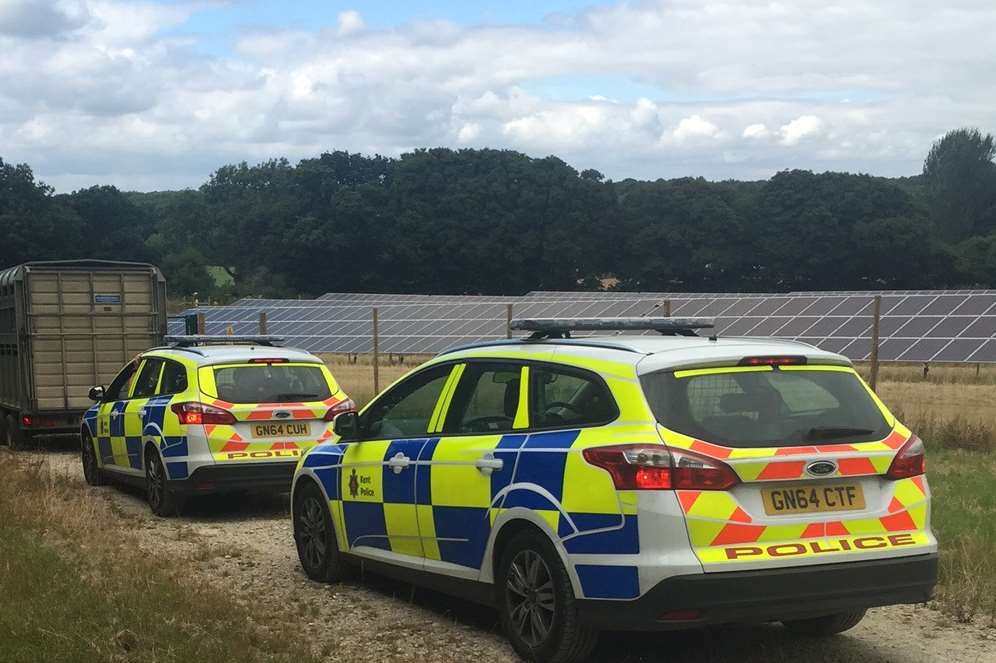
left=0, top=260, right=166, bottom=423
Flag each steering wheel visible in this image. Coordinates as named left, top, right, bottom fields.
left=462, top=415, right=514, bottom=433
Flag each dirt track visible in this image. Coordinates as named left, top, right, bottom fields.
left=32, top=448, right=996, bottom=663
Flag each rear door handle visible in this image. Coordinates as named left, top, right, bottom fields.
left=109, top=411, right=122, bottom=418
left=387, top=452, right=411, bottom=474
left=138, top=409, right=147, bottom=416
left=475, top=454, right=503, bottom=476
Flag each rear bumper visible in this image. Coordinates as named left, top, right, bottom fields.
left=577, top=553, right=938, bottom=631
left=171, top=462, right=297, bottom=495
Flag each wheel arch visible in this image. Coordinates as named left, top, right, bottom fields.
left=483, top=509, right=582, bottom=598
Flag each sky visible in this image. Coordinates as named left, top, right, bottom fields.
left=0, top=0, right=994, bottom=192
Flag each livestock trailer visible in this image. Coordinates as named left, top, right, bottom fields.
left=0, top=260, right=167, bottom=448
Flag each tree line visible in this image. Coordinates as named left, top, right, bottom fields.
left=2, top=128, right=995, bottom=299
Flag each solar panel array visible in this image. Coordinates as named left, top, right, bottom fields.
left=170, top=298, right=666, bottom=354
left=169, top=290, right=996, bottom=362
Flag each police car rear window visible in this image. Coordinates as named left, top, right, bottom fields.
left=214, top=365, right=332, bottom=404
left=639, top=368, right=890, bottom=448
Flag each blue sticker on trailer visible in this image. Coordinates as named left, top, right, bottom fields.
left=94, top=294, right=121, bottom=304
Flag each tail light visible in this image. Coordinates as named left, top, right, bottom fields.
left=323, top=398, right=357, bottom=421
left=171, top=402, right=237, bottom=425
left=582, top=444, right=740, bottom=491
left=21, top=415, right=33, bottom=427
left=885, top=435, right=926, bottom=480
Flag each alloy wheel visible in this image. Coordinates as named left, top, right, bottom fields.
left=297, top=496, right=328, bottom=570
left=505, top=549, right=556, bottom=647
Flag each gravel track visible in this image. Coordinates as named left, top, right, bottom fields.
left=32, top=449, right=996, bottom=663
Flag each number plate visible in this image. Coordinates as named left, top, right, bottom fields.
left=761, top=483, right=865, bottom=516
left=251, top=422, right=311, bottom=438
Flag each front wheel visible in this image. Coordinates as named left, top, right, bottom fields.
left=293, top=480, right=345, bottom=583
left=80, top=431, right=106, bottom=486
left=783, top=609, right=867, bottom=636
left=145, top=448, right=178, bottom=517
left=497, top=529, right=598, bottom=663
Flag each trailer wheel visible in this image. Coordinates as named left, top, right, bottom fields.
left=4, top=415, right=27, bottom=451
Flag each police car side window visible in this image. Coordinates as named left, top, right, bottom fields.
left=104, top=361, right=139, bottom=402
left=363, top=365, right=452, bottom=439
left=443, top=363, right=523, bottom=435
left=132, top=359, right=165, bottom=399
left=530, top=365, right=618, bottom=429
left=158, top=360, right=188, bottom=396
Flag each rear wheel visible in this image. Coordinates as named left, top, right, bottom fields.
left=4, top=415, right=27, bottom=451
left=80, top=430, right=106, bottom=486
left=497, top=529, right=598, bottom=663
left=783, top=609, right=867, bottom=636
left=145, top=448, right=178, bottom=517
left=293, top=480, right=345, bottom=583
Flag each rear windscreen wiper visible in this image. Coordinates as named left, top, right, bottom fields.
left=274, top=393, right=320, bottom=401
left=804, top=427, right=875, bottom=441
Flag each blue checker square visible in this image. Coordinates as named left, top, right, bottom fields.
left=575, top=564, right=640, bottom=599
left=433, top=506, right=491, bottom=569
left=98, top=437, right=113, bottom=464
left=166, top=462, right=189, bottom=480
left=510, top=451, right=569, bottom=502
left=125, top=436, right=143, bottom=469
left=315, top=466, right=341, bottom=500
left=563, top=515, right=639, bottom=554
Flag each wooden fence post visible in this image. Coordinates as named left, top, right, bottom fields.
left=869, top=295, right=881, bottom=390
left=196, top=312, right=206, bottom=335
left=506, top=303, right=513, bottom=339
left=259, top=311, right=268, bottom=335
left=372, top=307, right=380, bottom=394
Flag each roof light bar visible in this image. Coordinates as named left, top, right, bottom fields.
left=164, top=335, right=285, bottom=347
left=510, top=317, right=715, bottom=339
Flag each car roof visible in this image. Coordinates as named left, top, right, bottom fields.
left=440, top=335, right=852, bottom=374
left=145, top=344, right=323, bottom=366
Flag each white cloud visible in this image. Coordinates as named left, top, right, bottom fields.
left=743, top=123, right=769, bottom=139
left=1, top=0, right=995, bottom=190
left=336, top=10, right=364, bottom=37
left=779, top=115, right=824, bottom=145
left=673, top=114, right=720, bottom=141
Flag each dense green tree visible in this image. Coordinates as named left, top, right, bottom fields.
left=923, top=128, right=996, bottom=240
left=0, top=158, right=83, bottom=267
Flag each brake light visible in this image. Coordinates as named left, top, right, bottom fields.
left=249, top=358, right=289, bottom=364
left=885, top=435, right=926, bottom=480
left=21, top=415, right=33, bottom=427
left=323, top=398, right=357, bottom=421
left=170, top=402, right=237, bottom=425
left=582, top=445, right=740, bottom=491
left=738, top=356, right=807, bottom=366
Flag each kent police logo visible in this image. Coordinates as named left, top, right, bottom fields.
left=348, top=468, right=359, bottom=498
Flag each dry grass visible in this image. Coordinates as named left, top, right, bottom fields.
left=0, top=453, right=318, bottom=663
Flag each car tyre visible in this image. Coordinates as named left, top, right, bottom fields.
left=80, top=430, right=106, bottom=486
left=497, top=529, right=598, bottom=663
left=783, top=609, right=867, bottom=636
left=293, top=480, right=346, bottom=583
left=145, top=447, right=178, bottom=517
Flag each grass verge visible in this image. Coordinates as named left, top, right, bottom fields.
left=0, top=453, right=319, bottom=663
left=926, top=448, right=996, bottom=625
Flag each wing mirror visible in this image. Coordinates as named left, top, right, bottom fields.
left=333, top=411, right=360, bottom=441
left=88, top=386, right=106, bottom=402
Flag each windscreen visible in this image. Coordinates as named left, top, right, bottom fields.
left=214, top=364, right=332, bottom=404
left=640, top=367, right=890, bottom=448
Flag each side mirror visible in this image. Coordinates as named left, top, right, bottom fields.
left=333, top=411, right=360, bottom=441
left=88, top=386, right=106, bottom=402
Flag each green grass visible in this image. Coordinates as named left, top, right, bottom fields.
left=0, top=457, right=319, bottom=663
left=926, top=448, right=996, bottom=624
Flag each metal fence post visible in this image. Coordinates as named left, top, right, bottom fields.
left=372, top=307, right=380, bottom=394
left=869, top=295, right=881, bottom=390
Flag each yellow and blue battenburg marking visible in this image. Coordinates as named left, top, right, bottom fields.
left=302, top=427, right=643, bottom=598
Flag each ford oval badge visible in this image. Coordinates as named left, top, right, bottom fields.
left=806, top=460, right=837, bottom=477
left=274, top=410, right=291, bottom=419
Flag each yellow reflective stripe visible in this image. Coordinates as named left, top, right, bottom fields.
left=513, top=366, right=529, bottom=429
left=674, top=365, right=773, bottom=379
left=429, top=364, right=465, bottom=433
left=778, top=365, right=855, bottom=373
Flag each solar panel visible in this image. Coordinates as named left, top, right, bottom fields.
left=171, top=289, right=996, bottom=363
